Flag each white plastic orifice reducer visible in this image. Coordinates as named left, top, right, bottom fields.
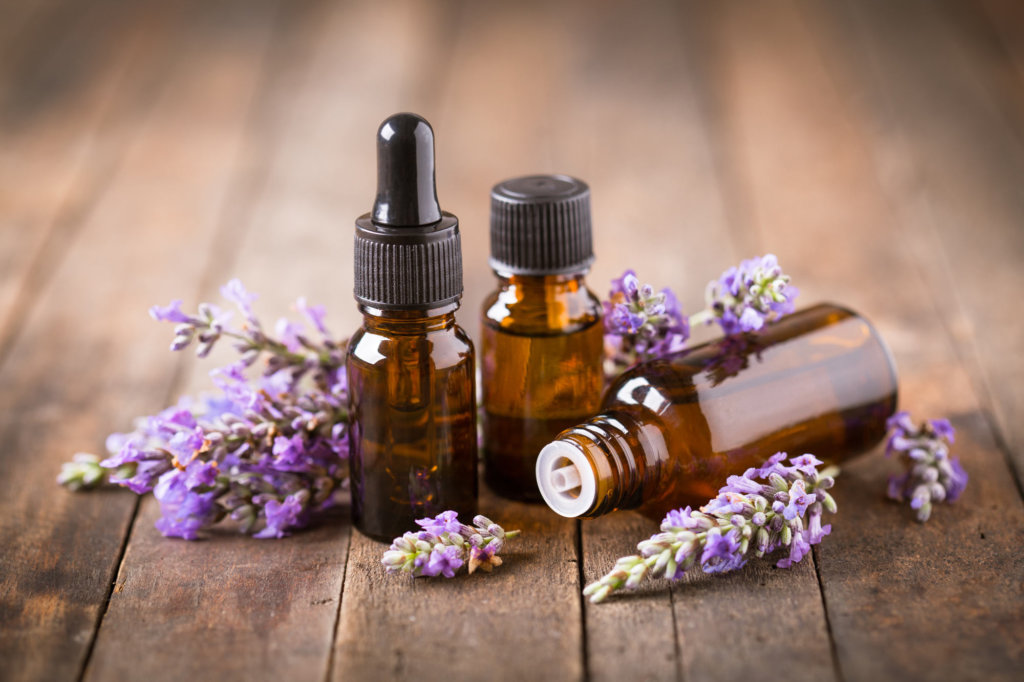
left=535, top=440, right=597, bottom=518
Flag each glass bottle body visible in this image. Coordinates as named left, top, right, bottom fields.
left=537, top=303, right=898, bottom=520
left=347, top=305, right=478, bottom=541
left=481, top=273, right=604, bottom=501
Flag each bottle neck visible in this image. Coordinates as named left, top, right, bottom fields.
left=536, top=410, right=668, bottom=518
left=359, top=303, right=458, bottom=335
left=493, top=271, right=589, bottom=296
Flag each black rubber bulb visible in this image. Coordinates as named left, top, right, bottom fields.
left=372, top=112, right=442, bottom=227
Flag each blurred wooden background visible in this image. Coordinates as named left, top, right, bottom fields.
left=1, top=0, right=1022, bottom=680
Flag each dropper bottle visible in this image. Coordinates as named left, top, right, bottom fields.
left=535, top=303, right=898, bottom=521
left=347, top=113, right=477, bottom=541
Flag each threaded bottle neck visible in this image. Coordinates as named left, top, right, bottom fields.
left=536, top=410, right=667, bottom=518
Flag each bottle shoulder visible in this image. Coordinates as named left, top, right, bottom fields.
left=482, top=281, right=603, bottom=335
left=347, top=322, right=474, bottom=370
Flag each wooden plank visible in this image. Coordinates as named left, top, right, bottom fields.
left=689, top=0, right=1024, bottom=679
left=0, top=0, right=187, bottom=355
left=812, top=0, right=1024, bottom=483
left=335, top=494, right=582, bottom=681
left=0, top=1, right=285, bottom=680
left=333, top=2, right=587, bottom=679
left=581, top=514, right=678, bottom=682
left=88, top=1, right=455, bottom=680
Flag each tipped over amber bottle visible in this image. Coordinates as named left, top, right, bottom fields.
left=347, top=113, right=477, bottom=541
left=481, top=175, right=604, bottom=501
left=535, top=303, right=898, bottom=520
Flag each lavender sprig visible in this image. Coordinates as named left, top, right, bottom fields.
left=885, top=411, right=967, bottom=522
left=603, top=270, right=689, bottom=372
left=603, top=255, right=797, bottom=374
left=382, top=512, right=521, bottom=577
left=691, top=254, right=798, bottom=334
left=583, top=453, right=837, bottom=603
left=59, top=281, right=349, bottom=540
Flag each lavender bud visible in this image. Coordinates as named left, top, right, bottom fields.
left=196, top=340, right=215, bottom=358
left=822, top=492, right=837, bottom=514
left=756, top=527, right=770, bottom=553
left=769, top=472, right=788, bottom=491
left=781, top=524, right=793, bottom=545
left=382, top=550, right=407, bottom=565
left=170, top=335, right=192, bottom=351
left=751, top=511, right=767, bottom=526
left=652, top=550, right=671, bottom=575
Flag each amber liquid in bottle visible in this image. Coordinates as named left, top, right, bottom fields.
left=535, top=303, right=898, bottom=520
left=347, top=305, right=478, bottom=541
left=481, top=273, right=604, bottom=501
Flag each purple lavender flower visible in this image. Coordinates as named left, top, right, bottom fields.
left=426, top=545, right=464, bottom=578
left=184, top=458, right=219, bottom=489
left=221, top=278, right=258, bottom=323
left=152, top=470, right=219, bottom=540
left=296, top=297, right=329, bottom=336
left=700, top=529, right=747, bottom=573
left=885, top=411, right=967, bottom=521
left=584, top=451, right=838, bottom=603
left=416, top=510, right=464, bottom=536
left=149, top=299, right=192, bottom=324
left=255, top=492, right=307, bottom=539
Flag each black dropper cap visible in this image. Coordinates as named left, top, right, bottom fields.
left=489, top=174, right=593, bottom=276
left=354, top=113, right=462, bottom=310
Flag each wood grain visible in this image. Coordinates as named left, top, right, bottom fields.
left=814, top=0, right=1024, bottom=483
left=0, top=1, right=288, bottom=680
left=690, top=1, right=1024, bottom=679
left=0, top=0, right=188, bottom=355
left=333, top=494, right=581, bottom=682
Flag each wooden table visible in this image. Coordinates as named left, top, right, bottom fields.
left=2, top=1, right=1023, bottom=680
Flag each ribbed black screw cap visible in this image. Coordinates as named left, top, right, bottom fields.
left=354, top=113, right=463, bottom=310
left=489, top=174, right=593, bottom=276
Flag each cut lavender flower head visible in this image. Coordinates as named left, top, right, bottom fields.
left=885, top=411, right=967, bottom=522
left=699, top=254, right=797, bottom=335
left=584, top=452, right=838, bottom=603
left=382, top=511, right=520, bottom=578
left=59, top=281, right=349, bottom=540
left=604, top=270, right=690, bottom=371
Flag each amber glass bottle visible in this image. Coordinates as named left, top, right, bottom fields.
left=347, top=113, right=477, bottom=541
left=535, top=303, right=898, bottom=520
left=481, top=175, right=603, bottom=501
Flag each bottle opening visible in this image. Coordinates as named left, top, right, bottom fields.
left=536, top=440, right=596, bottom=518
